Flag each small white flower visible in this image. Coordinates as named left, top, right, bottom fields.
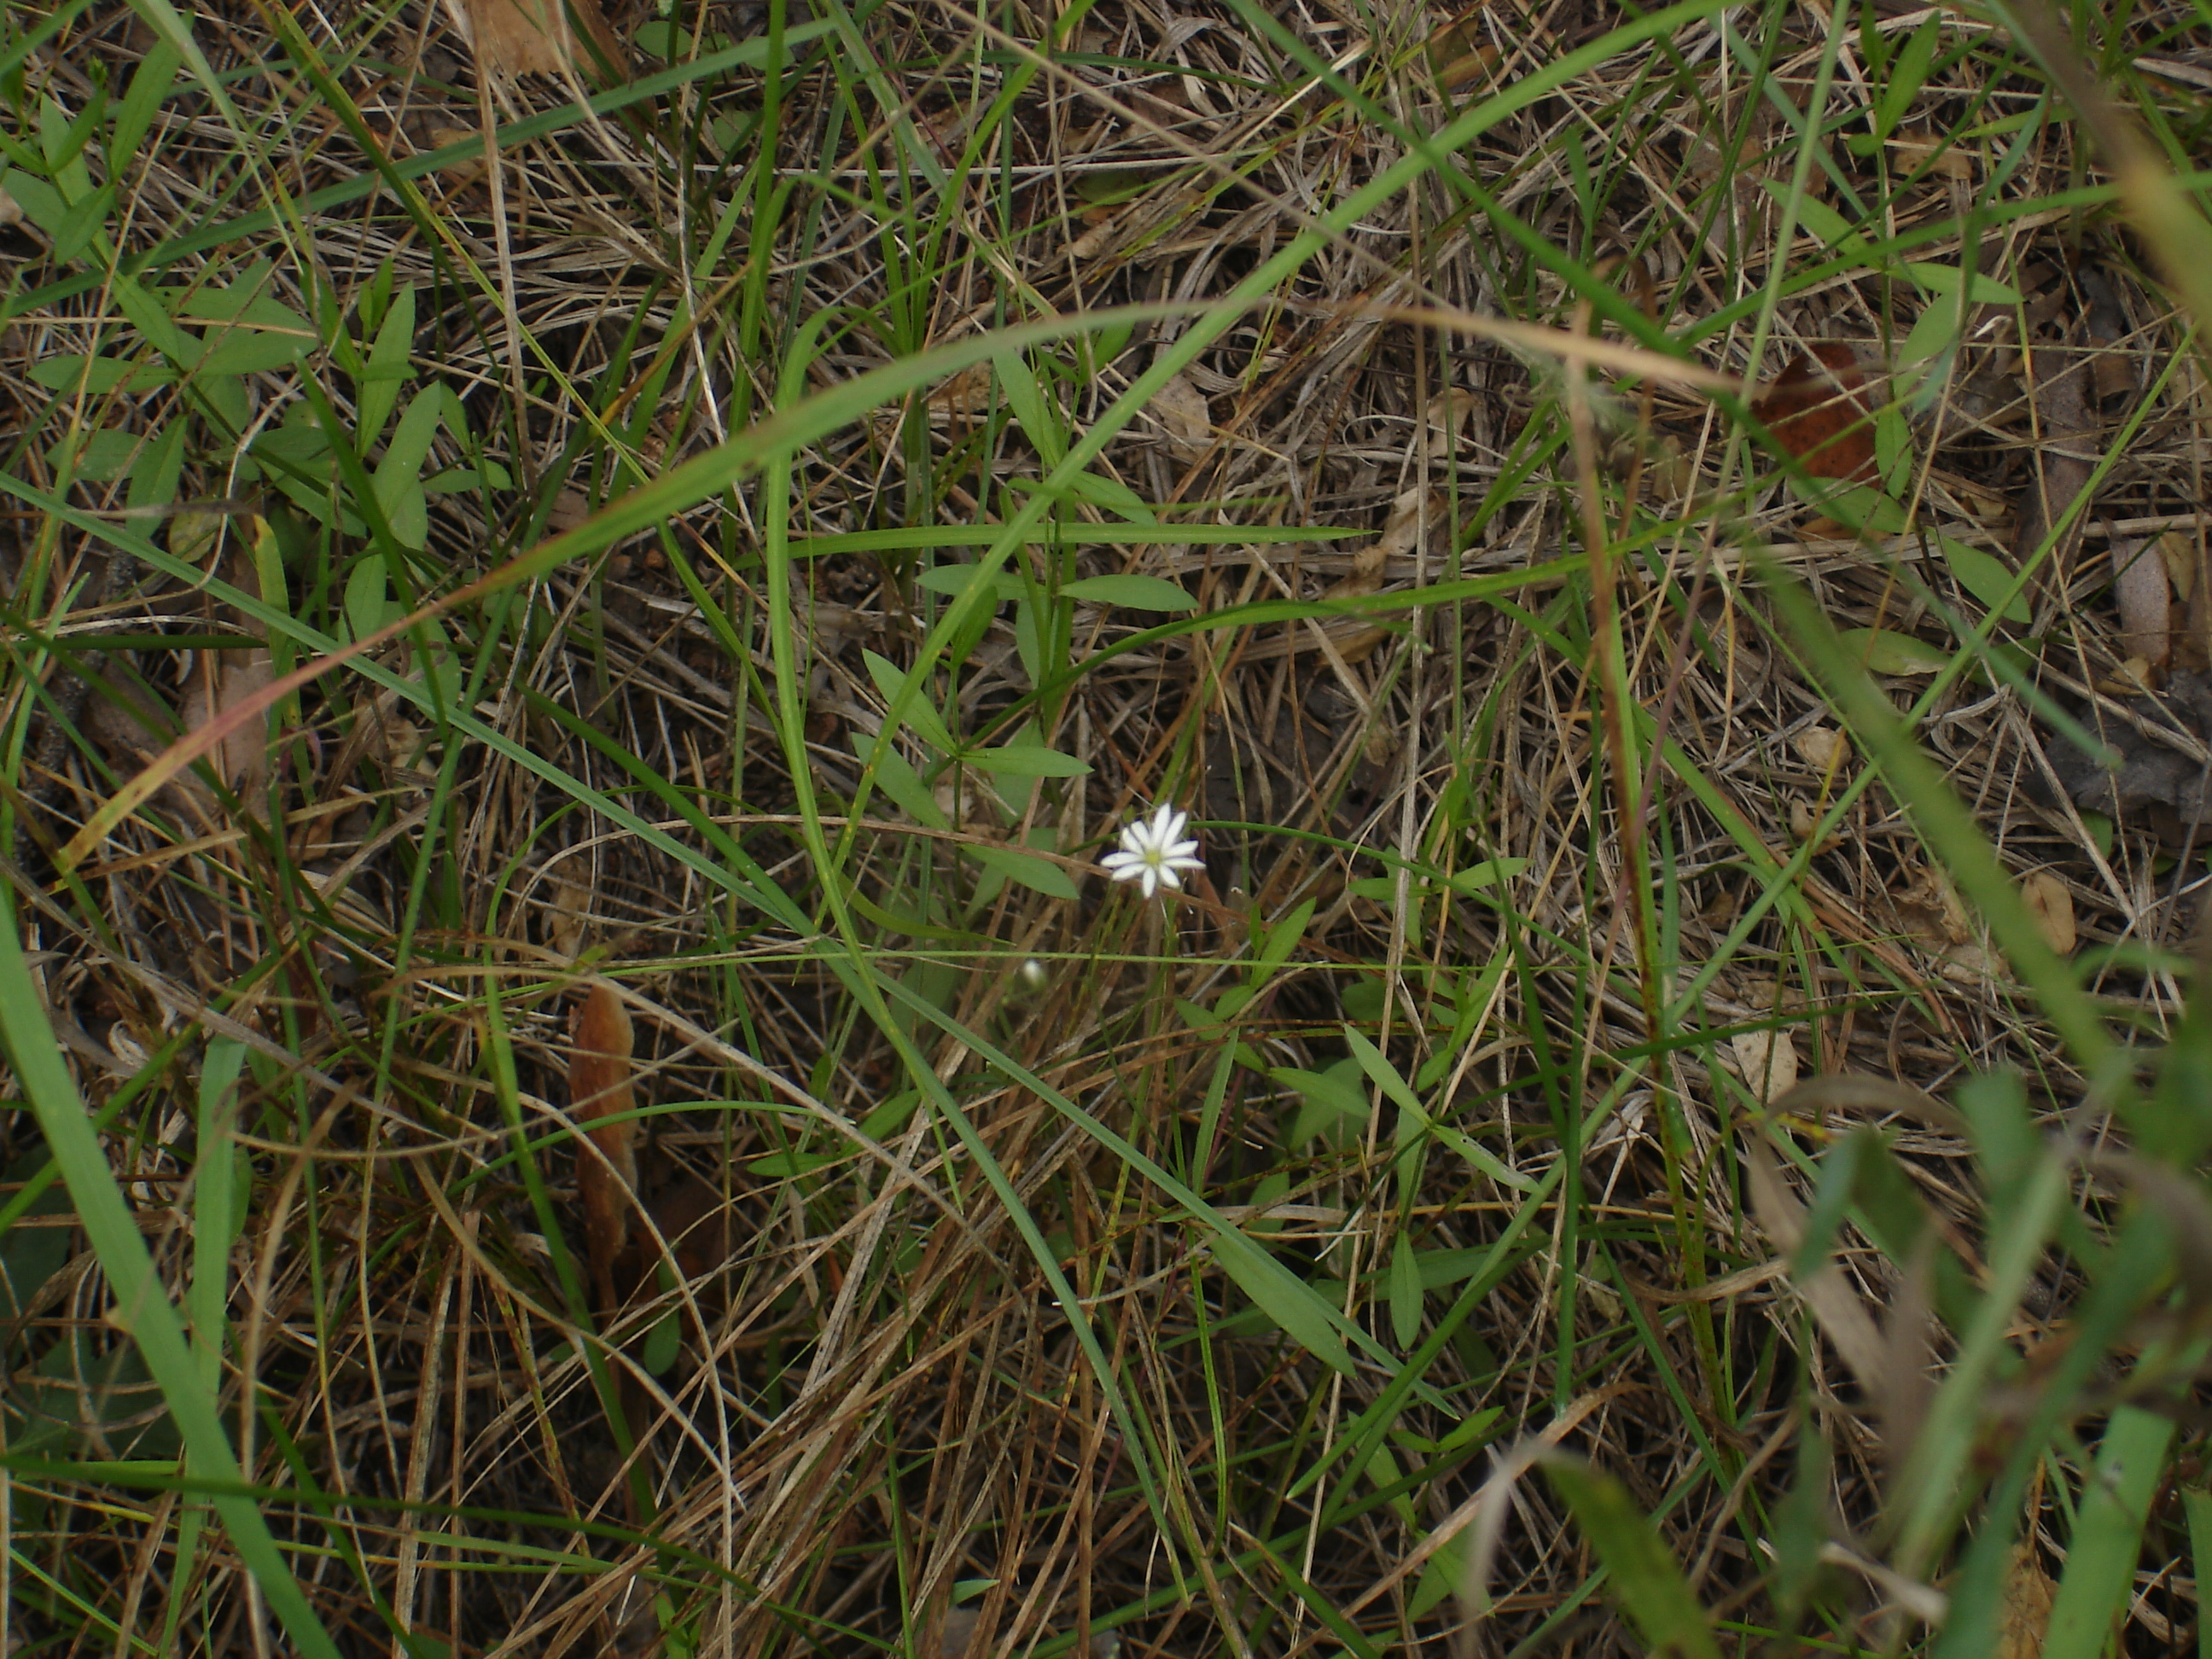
left=1101, top=804, right=1205, bottom=899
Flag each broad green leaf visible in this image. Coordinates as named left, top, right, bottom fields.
left=993, top=351, right=1067, bottom=467
left=1877, top=15, right=1941, bottom=138
left=1790, top=481, right=1908, bottom=535
left=1344, top=1027, right=1422, bottom=1115
left=960, top=842, right=1078, bottom=899
left=1905, top=261, right=2021, bottom=305
left=848, top=733, right=948, bottom=828
left=29, top=354, right=134, bottom=393
left=1543, top=1458, right=1720, bottom=1659
left=1388, top=1232, right=1423, bottom=1348
left=373, top=388, right=442, bottom=549
left=1062, top=573, right=1198, bottom=611
left=1254, top=899, right=1315, bottom=983
left=1836, top=626, right=1951, bottom=675
left=1451, top=858, right=1528, bottom=891
left=1272, top=1062, right=1370, bottom=1126
left=1938, top=536, right=2031, bottom=624
left=915, top=563, right=1022, bottom=602
left=963, top=743, right=1090, bottom=777
left=1208, top=1225, right=1353, bottom=1372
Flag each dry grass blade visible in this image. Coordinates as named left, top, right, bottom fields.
left=9, top=0, right=2212, bottom=1650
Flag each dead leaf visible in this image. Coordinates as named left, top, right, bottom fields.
left=569, top=981, right=638, bottom=1314
left=1895, top=864, right=1970, bottom=946
left=2157, top=529, right=2197, bottom=602
left=426, top=125, right=488, bottom=191
left=547, top=488, right=591, bottom=533
left=2010, top=325, right=2097, bottom=600
left=1795, top=725, right=1850, bottom=772
left=1329, top=486, right=1432, bottom=598
left=1999, top=1543, right=2054, bottom=1659
left=2112, top=537, right=2173, bottom=670
left=1427, top=8, right=1505, bottom=89
left=444, top=0, right=626, bottom=80
left=1754, top=344, right=1877, bottom=481
left=2039, top=670, right=2212, bottom=847
left=548, top=880, right=593, bottom=960
left=1731, top=1028, right=1798, bottom=1103
left=2097, top=655, right=2158, bottom=696
left=1150, top=370, right=1213, bottom=463
left=2021, top=871, right=2075, bottom=956
left=930, top=364, right=993, bottom=418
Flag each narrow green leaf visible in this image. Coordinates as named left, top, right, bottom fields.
left=2044, top=1406, right=2176, bottom=1659
left=1062, top=573, right=1199, bottom=611
left=0, top=888, right=343, bottom=1659
left=1388, top=1232, right=1422, bottom=1348
left=1542, top=1457, right=1720, bottom=1659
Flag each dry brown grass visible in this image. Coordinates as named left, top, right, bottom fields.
left=1, top=0, right=2209, bottom=1655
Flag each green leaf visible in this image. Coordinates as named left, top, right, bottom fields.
left=962, top=743, right=1091, bottom=777
left=373, top=389, right=442, bottom=549
left=29, top=354, right=134, bottom=393
left=914, top=563, right=1022, bottom=602
left=960, top=842, right=1077, bottom=899
left=1904, top=261, right=2021, bottom=306
left=355, top=283, right=414, bottom=443
left=993, top=351, right=1068, bottom=468
left=850, top=732, right=949, bottom=828
left=1836, top=626, right=1951, bottom=675
left=0, top=888, right=346, bottom=1658
left=1790, top=482, right=1908, bottom=535
left=863, top=649, right=960, bottom=754
left=1388, top=1232, right=1423, bottom=1348
left=1938, top=537, right=2031, bottom=624
left=1208, top=1226, right=1353, bottom=1372
left=2043, top=1406, right=2175, bottom=1659
left=1451, top=858, right=1528, bottom=891
left=1062, top=573, right=1198, bottom=611
left=1542, top=1458, right=1720, bottom=1659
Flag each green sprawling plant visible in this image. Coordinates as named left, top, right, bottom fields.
left=0, top=0, right=2209, bottom=1653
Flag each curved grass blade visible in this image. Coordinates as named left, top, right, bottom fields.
left=0, top=888, right=343, bottom=1659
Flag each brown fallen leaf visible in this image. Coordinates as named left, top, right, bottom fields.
left=2038, top=669, right=2212, bottom=847
left=1150, top=370, right=1213, bottom=463
left=548, top=879, right=593, bottom=960
left=1895, top=864, right=1970, bottom=947
left=2011, top=314, right=2097, bottom=602
left=1329, top=486, right=1433, bottom=599
left=2021, top=870, right=2076, bottom=956
left=426, top=125, right=489, bottom=192
left=1795, top=725, right=1850, bottom=773
left=1754, top=344, right=1877, bottom=482
left=1427, top=6, right=1505, bottom=89
left=1998, top=1542, right=2054, bottom=1659
left=568, top=981, right=638, bottom=1315
left=1731, top=1028, right=1799, bottom=1104
left=444, top=0, right=626, bottom=79
left=2112, top=537, right=2173, bottom=672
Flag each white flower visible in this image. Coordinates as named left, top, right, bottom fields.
left=1101, top=804, right=1204, bottom=899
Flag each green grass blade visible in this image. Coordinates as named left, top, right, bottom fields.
left=0, top=888, right=344, bottom=1659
